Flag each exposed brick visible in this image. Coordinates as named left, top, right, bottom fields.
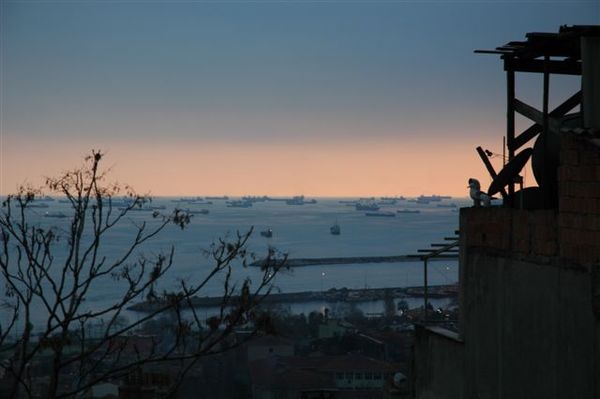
left=582, top=214, right=600, bottom=231
left=563, top=197, right=598, bottom=214
left=559, top=213, right=600, bottom=231
left=576, top=166, right=598, bottom=181
left=579, top=244, right=600, bottom=264
left=558, top=212, right=583, bottom=229
left=560, top=182, right=600, bottom=199
left=560, top=185, right=572, bottom=198
left=534, top=227, right=557, bottom=243
left=532, top=239, right=558, bottom=256
left=560, top=242, right=579, bottom=259
left=580, top=148, right=600, bottom=165
left=513, top=238, right=530, bottom=255
left=589, top=199, right=600, bottom=215
left=559, top=242, right=597, bottom=266
left=561, top=136, right=580, bottom=150
left=558, top=166, right=569, bottom=183
left=561, top=149, right=580, bottom=165
left=579, top=228, right=596, bottom=244
left=561, top=165, right=600, bottom=181
left=559, top=197, right=579, bottom=213
left=581, top=182, right=600, bottom=198
left=558, top=227, right=583, bottom=245
left=588, top=182, right=600, bottom=198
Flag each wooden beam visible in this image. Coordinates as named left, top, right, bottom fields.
left=418, top=249, right=459, bottom=253
left=512, top=124, right=543, bottom=151
left=514, top=98, right=561, bottom=134
left=514, top=98, right=544, bottom=125
left=510, top=91, right=581, bottom=151
left=406, top=254, right=458, bottom=258
left=476, top=146, right=508, bottom=199
left=507, top=68, right=515, bottom=202
left=504, top=58, right=582, bottom=75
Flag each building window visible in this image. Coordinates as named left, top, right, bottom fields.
left=374, top=373, right=382, bottom=380
left=365, top=372, right=373, bottom=380
left=336, top=372, right=344, bottom=379
left=345, top=372, right=353, bottom=380
left=355, top=372, right=362, bottom=379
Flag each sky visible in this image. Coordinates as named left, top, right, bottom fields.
left=1, top=0, right=599, bottom=197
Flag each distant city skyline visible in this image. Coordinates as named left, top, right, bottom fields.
left=2, top=1, right=598, bottom=196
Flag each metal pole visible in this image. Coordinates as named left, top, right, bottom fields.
left=424, top=258, right=428, bottom=324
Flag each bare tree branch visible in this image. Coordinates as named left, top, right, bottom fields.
left=0, top=151, right=286, bottom=398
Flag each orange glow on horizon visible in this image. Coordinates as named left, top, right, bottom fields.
left=1, top=135, right=505, bottom=198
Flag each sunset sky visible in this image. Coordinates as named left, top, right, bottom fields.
left=1, top=1, right=598, bottom=197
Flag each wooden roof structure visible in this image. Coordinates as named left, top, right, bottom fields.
left=476, top=25, right=600, bottom=75
left=474, top=25, right=600, bottom=206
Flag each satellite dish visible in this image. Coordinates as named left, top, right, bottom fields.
left=487, top=148, right=533, bottom=197
left=393, top=372, right=407, bottom=387
left=531, top=113, right=580, bottom=207
left=506, top=187, right=545, bottom=210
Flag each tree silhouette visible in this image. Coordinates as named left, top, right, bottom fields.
left=0, top=151, right=285, bottom=398
left=383, top=289, right=396, bottom=322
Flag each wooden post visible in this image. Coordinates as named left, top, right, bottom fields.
left=506, top=64, right=516, bottom=205
left=542, top=56, right=550, bottom=208
left=476, top=146, right=508, bottom=199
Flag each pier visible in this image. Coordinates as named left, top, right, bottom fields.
left=249, top=255, right=457, bottom=267
left=128, top=284, right=458, bottom=312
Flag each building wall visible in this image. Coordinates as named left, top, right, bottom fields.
left=413, top=325, right=464, bottom=399
left=415, top=134, right=600, bottom=399
left=461, top=251, right=596, bottom=399
left=247, top=343, right=294, bottom=362
left=333, top=371, right=386, bottom=389
left=461, top=135, right=600, bottom=399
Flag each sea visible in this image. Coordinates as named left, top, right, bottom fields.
left=1, top=196, right=466, bottom=330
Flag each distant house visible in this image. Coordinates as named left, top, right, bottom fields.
left=318, top=319, right=354, bottom=339
left=249, top=354, right=398, bottom=399
left=119, top=365, right=173, bottom=399
left=246, top=335, right=295, bottom=361
left=323, top=354, right=395, bottom=391
left=90, top=382, right=119, bottom=399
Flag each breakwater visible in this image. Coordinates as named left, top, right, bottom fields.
left=249, top=255, right=457, bottom=267
left=128, top=284, right=458, bottom=312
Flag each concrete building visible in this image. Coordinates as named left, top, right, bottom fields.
left=249, top=354, right=398, bottom=399
left=246, top=335, right=295, bottom=362
left=413, top=26, right=600, bottom=399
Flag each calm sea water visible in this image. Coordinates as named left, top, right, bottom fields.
left=2, top=197, right=465, bottom=327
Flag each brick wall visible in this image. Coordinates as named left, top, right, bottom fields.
left=461, top=208, right=558, bottom=258
left=558, top=135, right=600, bottom=266
left=462, top=134, right=600, bottom=267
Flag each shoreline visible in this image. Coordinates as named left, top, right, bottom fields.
left=249, top=255, right=457, bottom=267
left=128, top=284, right=458, bottom=312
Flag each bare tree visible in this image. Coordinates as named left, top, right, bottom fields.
left=0, top=151, right=286, bottom=398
